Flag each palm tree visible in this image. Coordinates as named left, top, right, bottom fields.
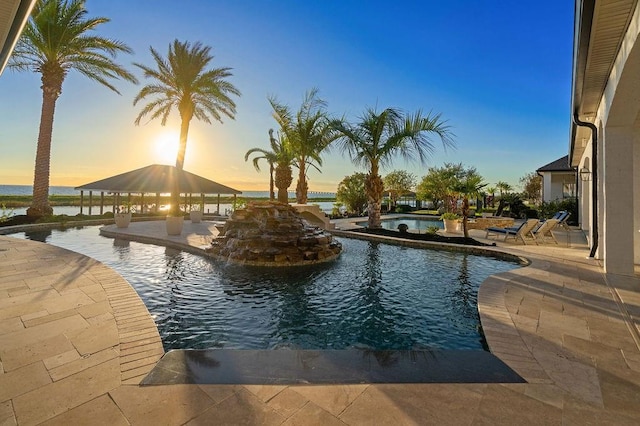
left=496, top=181, right=513, bottom=196
left=269, top=88, right=336, bottom=204
left=485, top=186, right=497, bottom=207
left=133, top=39, right=240, bottom=216
left=452, top=169, right=486, bottom=238
left=269, top=129, right=295, bottom=203
left=244, top=131, right=279, bottom=200
left=332, top=107, right=454, bottom=228
left=9, top=0, right=137, bottom=217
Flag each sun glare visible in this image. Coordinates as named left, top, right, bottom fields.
left=153, top=132, right=179, bottom=165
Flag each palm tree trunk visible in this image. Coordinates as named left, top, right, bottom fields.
left=462, top=196, right=470, bottom=238
left=171, top=117, right=191, bottom=216
left=365, top=166, right=384, bottom=228
left=269, top=163, right=275, bottom=200
left=296, top=167, right=308, bottom=204
left=28, top=85, right=58, bottom=217
left=275, top=163, right=292, bottom=204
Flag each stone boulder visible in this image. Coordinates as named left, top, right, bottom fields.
left=206, top=201, right=342, bottom=266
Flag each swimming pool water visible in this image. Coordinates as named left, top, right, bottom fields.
left=12, top=226, right=520, bottom=351
left=357, top=217, right=443, bottom=231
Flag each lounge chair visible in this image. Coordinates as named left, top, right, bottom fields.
left=485, top=219, right=539, bottom=244
left=531, top=219, right=560, bottom=244
left=556, top=211, right=571, bottom=231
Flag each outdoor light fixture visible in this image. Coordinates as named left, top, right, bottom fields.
left=580, top=167, right=591, bottom=181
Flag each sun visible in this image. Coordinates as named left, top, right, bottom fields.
left=153, top=132, right=179, bottom=165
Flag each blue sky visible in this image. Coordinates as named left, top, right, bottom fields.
left=0, top=0, right=574, bottom=192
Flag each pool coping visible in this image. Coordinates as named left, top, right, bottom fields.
left=0, top=218, right=640, bottom=424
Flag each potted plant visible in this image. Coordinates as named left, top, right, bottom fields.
left=166, top=213, right=184, bottom=235
left=189, top=204, right=203, bottom=223
left=440, top=212, right=460, bottom=233
left=114, top=202, right=134, bottom=228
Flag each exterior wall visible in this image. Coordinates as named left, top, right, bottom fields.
left=540, top=172, right=576, bottom=202
left=584, top=1, right=640, bottom=275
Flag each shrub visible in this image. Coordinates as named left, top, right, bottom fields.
left=425, top=226, right=440, bottom=235
left=395, top=204, right=413, bottom=213
left=440, top=212, right=460, bottom=220
left=539, top=198, right=577, bottom=224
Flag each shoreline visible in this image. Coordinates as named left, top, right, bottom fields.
left=0, top=194, right=337, bottom=208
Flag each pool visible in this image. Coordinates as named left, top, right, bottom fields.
left=357, top=217, right=443, bottom=231
left=12, top=226, right=520, bottom=351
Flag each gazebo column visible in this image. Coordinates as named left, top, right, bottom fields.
left=217, top=194, right=220, bottom=215
left=100, top=192, right=104, bottom=215
left=88, top=191, right=93, bottom=216
left=141, top=194, right=145, bottom=214
left=79, top=191, right=84, bottom=215
left=201, top=193, right=205, bottom=212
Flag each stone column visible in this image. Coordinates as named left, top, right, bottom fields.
left=602, top=125, right=635, bottom=275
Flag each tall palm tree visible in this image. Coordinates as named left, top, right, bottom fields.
left=9, top=0, right=137, bottom=217
left=269, top=88, right=336, bottom=204
left=133, top=39, right=240, bottom=216
left=332, top=107, right=454, bottom=228
left=244, top=131, right=279, bottom=200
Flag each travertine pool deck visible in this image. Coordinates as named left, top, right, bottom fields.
left=1, top=218, right=640, bottom=424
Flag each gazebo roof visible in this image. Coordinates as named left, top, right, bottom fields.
left=75, top=164, right=242, bottom=195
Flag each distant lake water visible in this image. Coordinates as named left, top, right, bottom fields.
left=0, top=185, right=337, bottom=215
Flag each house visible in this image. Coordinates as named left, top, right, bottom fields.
left=536, top=155, right=577, bottom=203
left=570, top=0, right=640, bottom=276
left=0, top=0, right=36, bottom=75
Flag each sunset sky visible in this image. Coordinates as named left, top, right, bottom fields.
left=0, top=1, right=574, bottom=192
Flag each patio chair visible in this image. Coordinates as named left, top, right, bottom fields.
left=556, top=211, right=571, bottom=231
left=485, top=219, right=539, bottom=245
left=531, top=218, right=560, bottom=244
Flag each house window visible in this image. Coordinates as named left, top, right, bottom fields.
left=563, top=182, right=576, bottom=198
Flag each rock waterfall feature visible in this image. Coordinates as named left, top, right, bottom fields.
left=206, top=201, right=342, bottom=266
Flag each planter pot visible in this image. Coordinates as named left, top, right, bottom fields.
left=189, top=210, right=203, bottom=223
left=166, top=215, right=184, bottom=235
left=443, top=219, right=460, bottom=233
left=114, top=212, right=132, bottom=228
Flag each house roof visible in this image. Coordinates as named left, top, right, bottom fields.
left=570, top=0, right=639, bottom=165
left=0, top=0, right=36, bottom=75
left=75, top=164, right=242, bottom=195
left=536, top=155, right=575, bottom=173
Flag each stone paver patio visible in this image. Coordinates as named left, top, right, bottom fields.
left=1, top=217, right=640, bottom=424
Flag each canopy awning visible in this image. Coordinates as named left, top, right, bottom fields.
left=75, top=164, right=242, bottom=195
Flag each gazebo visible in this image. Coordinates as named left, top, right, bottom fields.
left=75, top=164, right=242, bottom=215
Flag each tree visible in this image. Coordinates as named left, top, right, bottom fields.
left=383, top=170, right=416, bottom=210
left=133, top=39, right=240, bottom=216
left=520, top=172, right=542, bottom=205
left=9, top=0, right=137, bottom=217
left=495, top=181, right=514, bottom=216
left=485, top=186, right=497, bottom=207
left=269, top=88, right=336, bottom=204
left=416, top=163, right=464, bottom=212
left=332, top=108, right=454, bottom=228
left=245, top=140, right=277, bottom=201
left=269, top=129, right=295, bottom=203
left=452, top=167, right=486, bottom=237
left=496, top=180, right=513, bottom=196
left=336, top=173, right=368, bottom=215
